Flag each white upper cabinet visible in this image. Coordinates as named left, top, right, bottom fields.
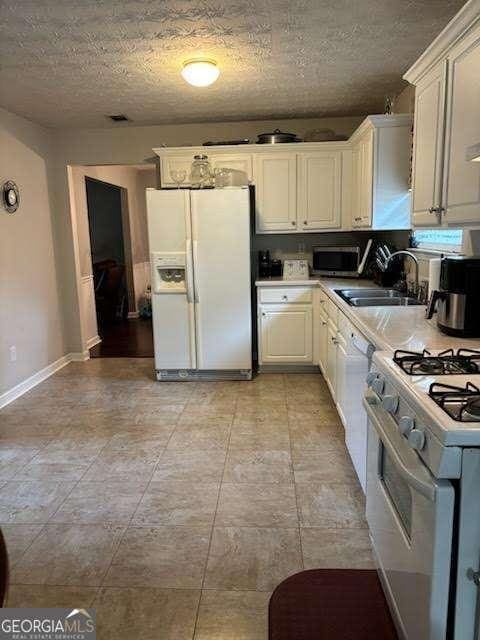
left=411, top=63, right=447, bottom=226
left=404, top=2, right=480, bottom=228
left=297, top=151, right=342, bottom=230
left=350, top=116, right=412, bottom=230
left=443, top=23, right=480, bottom=225
left=154, top=115, right=411, bottom=233
left=254, top=153, right=297, bottom=232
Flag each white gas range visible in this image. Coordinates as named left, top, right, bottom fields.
left=364, top=348, right=480, bottom=640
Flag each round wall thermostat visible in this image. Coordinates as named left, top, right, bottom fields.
left=2, top=181, right=20, bottom=213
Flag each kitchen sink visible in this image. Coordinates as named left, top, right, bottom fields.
left=348, top=296, right=423, bottom=307
left=337, top=288, right=403, bottom=298
left=335, top=288, right=423, bottom=307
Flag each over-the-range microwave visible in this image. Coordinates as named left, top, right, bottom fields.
left=312, top=245, right=361, bottom=277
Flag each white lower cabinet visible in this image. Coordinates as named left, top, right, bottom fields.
left=325, top=320, right=338, bottom=397
left=318, top=308, right=328, bottom=374
left=259, top=304, right=313, bottom=364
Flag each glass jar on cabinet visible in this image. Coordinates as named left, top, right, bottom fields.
left=190, top=154, right=213, bottom=188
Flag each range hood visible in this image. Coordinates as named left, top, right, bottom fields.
left=466, top=143, right=480, bottom=162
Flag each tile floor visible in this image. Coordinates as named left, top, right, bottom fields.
left=0, top=358, right=373, bottom=639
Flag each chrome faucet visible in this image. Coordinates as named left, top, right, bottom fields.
left=377, top=245, right=419, bottom=297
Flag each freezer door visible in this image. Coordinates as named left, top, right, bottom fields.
left=190, top=188, right=252, bottom=370
left=146, top=189, right=196, bottom=369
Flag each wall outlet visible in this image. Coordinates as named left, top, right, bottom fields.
left=9, top=346, right=17, bottom=362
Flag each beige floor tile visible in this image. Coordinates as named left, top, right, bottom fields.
left=205, top=527, right=302, bottom=591
left=167, top=425, right=230, bottom=451
left=104, top=525, right=211, bottom=588
left=1, top=524, right=44, bottom=565
left=292, top=447, right=357, bottom=483
left=14, top=450, right=97, bottom=481
left=153, top=449, right=226, bottom=483
left=133, top=481, right=220, bottom=526
left=108, top=431, right=171, bottom=452
left=81, top=449, right=159, bottom=483
left=288, top=406, right=342, bottom=426
left=288, top=422, right=343, bottom=450
left=231, top=417, right=289, bottom=433
left=300, top=528, right=375, bottom=569
left=301, top=527, right=374, bottom=570
left=0, top=443, right=46, bottom=480
left=134, top=407, right=185, bottom=428
left=0, top=481, right=75, bottom=524
left=51, top=482, right=147, bottom=524
left=223, top=449, right=293, bottom=484
left=11, top=524, right=125, bottom=586
left=6, top=584, right=98, bottom=607
left=195, top=590, right=270, bottom=640
left=296, top=482, right=367, bottom=528
left=216, top=483, right=298, bottom=528
left=94, top=587, right=200, bottom=640
left=229, top=429, right=290, bottom=450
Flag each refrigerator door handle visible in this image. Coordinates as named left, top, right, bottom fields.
left=186, top=239, right=195, bottom=304
left=192, top=240, right=200, bottom=303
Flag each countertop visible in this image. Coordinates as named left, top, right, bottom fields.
left=256, top=276, right=480, bottom=353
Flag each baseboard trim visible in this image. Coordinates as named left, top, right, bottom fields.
left=0, top=354, right=71, bottom=409
left=0, top=349, right=98, bottom=409
left=86, top=335, right=101, bottom=349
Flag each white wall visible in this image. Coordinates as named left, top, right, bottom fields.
left=0, top=108, right=65, bottom=396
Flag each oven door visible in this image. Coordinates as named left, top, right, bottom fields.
left=364, top=395, right=454, bottom=640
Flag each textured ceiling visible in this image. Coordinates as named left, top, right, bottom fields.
left=0, top=0, right=465, bottom=129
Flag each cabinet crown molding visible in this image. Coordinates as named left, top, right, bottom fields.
left=404, top=0, right=480, bottom=85
left=153, top=115, right=412, bottom=158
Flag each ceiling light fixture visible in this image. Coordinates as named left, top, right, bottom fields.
left=181, top=59, right=220, bottom=87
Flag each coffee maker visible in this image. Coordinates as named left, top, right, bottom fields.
left=426, top=256, right=480, bottom=337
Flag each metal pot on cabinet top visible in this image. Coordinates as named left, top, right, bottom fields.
left=256, top=129, right=301, bottom=144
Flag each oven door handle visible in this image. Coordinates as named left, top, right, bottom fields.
left=363, top=397, right=436, bottom=502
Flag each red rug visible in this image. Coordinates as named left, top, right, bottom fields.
left=269, top=569, right=398, bottom=640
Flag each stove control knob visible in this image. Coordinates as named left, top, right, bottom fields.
left=382, top=395, right=399, bottom=414
left=371, top=376, right=385, bottom=396
left=366, top=372, right=378, bottom=387
left=408, top=429, right=426, bottom=451
left=399, top=416, right=415, bottom=437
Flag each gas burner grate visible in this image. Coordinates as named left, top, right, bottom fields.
left=429, top=381, right=480, bottom=422
left=393, top=348, right=480, bottom=376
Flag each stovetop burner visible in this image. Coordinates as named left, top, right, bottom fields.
left=429, top=381, right=480, bottom=422
left=394, top=348, right=480, bottom=376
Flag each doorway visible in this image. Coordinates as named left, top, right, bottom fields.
left=84, top=176, right=153, bottom=358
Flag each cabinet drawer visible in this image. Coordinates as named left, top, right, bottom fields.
left=326, top=297, right=339, bottom=324
left=259, top=287, right=313, bottom=304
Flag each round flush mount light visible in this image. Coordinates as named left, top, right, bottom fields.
left=181, top=59, right=220, bottom=87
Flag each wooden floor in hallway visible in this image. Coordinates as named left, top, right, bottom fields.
left=0, top=359, right=372, bottom=639
left=90, top=318, right=154, bottom=358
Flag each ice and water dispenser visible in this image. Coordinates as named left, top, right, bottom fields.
left=151, top=252, right=187, bottom=294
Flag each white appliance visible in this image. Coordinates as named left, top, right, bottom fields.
left=364, top=349, right=480, bottom=640
left=146, top=187, right=252, bottom=380
left=283, top=259, right=309, bottom=280
left=335, top=317, right=374, bottom=492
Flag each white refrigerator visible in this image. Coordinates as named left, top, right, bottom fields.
left=146, top=187, right=252, bottom=380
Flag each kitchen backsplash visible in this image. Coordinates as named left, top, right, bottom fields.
left=253, top=230, right=410, bottom=267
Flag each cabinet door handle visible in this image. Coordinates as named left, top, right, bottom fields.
left=322, top=320, right=327, bottom=326
left=262, top=312, right=266, bottom=317
left=354, top=217, right=362, bottom=222
left=304, top=220, right=308, bottom=225
left=291, top=221, right=296, bottom=226
left=282, top=295, right=288, bottom=301
left=331, top=336, right=338, bottom=344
